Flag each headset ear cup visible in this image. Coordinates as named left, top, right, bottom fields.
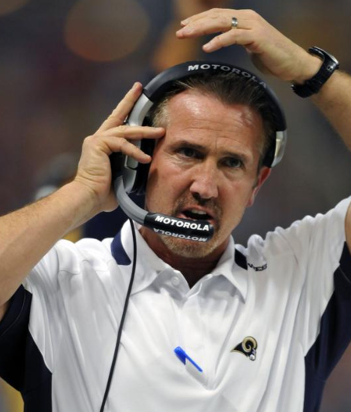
left=262, top=140, right=275, bottom=168
left=131, top=139, right=155, bottom=195
left=110, top=151, right=126, bottom=185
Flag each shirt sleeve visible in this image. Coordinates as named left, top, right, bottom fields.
left=268, top=197, right=351, bottom=373
left=0, top=237, right=120, bottom=410
left=0, top=240, right=76, bottom=391
left=0, top=286, right=32, bottom=390
left=0, top=241, right=62, bottom=395
left=12, top=237, right=126, bottom=384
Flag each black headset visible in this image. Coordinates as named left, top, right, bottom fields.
left=111, top=60, right=287, bottom=241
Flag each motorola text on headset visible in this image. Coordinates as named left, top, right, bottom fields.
left=111, top=60, right=287, bottom=241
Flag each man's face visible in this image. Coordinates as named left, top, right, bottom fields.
left=140, top=90, right=271, bottom=258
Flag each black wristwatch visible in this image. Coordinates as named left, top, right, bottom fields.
left=292, top=46, right=339, bottom=98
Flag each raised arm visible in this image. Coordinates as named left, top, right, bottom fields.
left=152, top=0, right=230, bottom=71
left=176, top=7, right=351, bottom=251
left=0, top=82, right=164, bottom=321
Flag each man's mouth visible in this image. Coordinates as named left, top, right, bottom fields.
left=180, top=208, right=213, bottom=222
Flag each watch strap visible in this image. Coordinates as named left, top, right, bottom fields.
left=292, top=46, right=339, bottom=98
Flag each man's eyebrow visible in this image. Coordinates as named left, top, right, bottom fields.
left=170, top=140, right=207, bottom=151
left=171, top=140, right=250, bottom=162
left=222, top=150, right=249, bottom=161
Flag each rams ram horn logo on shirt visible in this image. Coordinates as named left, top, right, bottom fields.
left=231, top=337, right=258, bottom=361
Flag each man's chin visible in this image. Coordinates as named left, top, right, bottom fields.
left=159, top=233, right=219, bottom=259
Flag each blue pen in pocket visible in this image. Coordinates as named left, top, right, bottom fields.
left=174, top=346, right=203, bottom=372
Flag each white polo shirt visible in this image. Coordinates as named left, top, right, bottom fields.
left=0, top=197, right=351, bottom=412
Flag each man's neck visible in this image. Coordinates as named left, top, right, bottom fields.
left=140, top=227, right=228, bottom=288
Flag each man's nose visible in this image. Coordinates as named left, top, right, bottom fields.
left=189, top=161, right=219, bottom=200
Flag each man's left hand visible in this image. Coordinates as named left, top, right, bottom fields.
left=176, top=8, right=321, bottom=84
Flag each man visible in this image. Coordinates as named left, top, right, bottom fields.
left=0, top=7, right=351, bottom=412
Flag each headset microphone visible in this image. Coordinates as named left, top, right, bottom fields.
left=114, top=176, right=214, bottom=241
left=112, top=60, right=287, bottom=242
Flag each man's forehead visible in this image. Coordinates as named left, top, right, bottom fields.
left=167, top=89, right=260, bottom=121
left=165, top=90, right=264, bottom=137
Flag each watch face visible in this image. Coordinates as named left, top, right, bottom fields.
left=327, top=53, right=339, bottom=66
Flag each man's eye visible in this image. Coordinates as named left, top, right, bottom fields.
left=223, top=157, right=243, bottom=168
left=178, top=148, right=200, bottom=158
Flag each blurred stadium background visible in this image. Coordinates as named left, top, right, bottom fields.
left=1, top=0, right=351, bottom=410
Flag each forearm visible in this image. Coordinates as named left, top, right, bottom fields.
left=152, top=22, right=201, bottom=72
left=311, top=70, right=351, bottom=152
left=288, top=49, right=351, bottom=150
left=0, top=181, right=97, bottom=309
left=152, top=0, right=231, bottom=72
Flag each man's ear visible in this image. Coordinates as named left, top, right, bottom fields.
left=247, top=166, right=271, bottom=207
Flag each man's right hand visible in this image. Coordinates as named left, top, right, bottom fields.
left=73, top=82, right=165, bottom=215
left=0, top=82, right=164, bottom=315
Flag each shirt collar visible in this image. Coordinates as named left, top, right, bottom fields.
left=111, top=222, right=248, bottom=300
left=211, top=236, right=248, bottom=302
left=111, top=221, right=171, bottom=294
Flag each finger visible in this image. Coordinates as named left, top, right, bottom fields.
left=178, top=18, right=229, bottom=37
left=202, top=29, right=255, bottom=53
left=116, top=139, right=152, bottom=164
left=96, top=126, right=165, bottom=164
left=180, top=8, right=253, bottom=26
left=178, top=13, right=230, bottom=37
left=177, top=9, right=253, bottom=38
left=178, top=8, right=235, bottom=32
left=180, top=9, right=208, bottom=25
left=99, top=125, right=165, bottom=140
left=97, top=82, right=143, bottom=133
left=100, top=135, right=154, bottom=163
